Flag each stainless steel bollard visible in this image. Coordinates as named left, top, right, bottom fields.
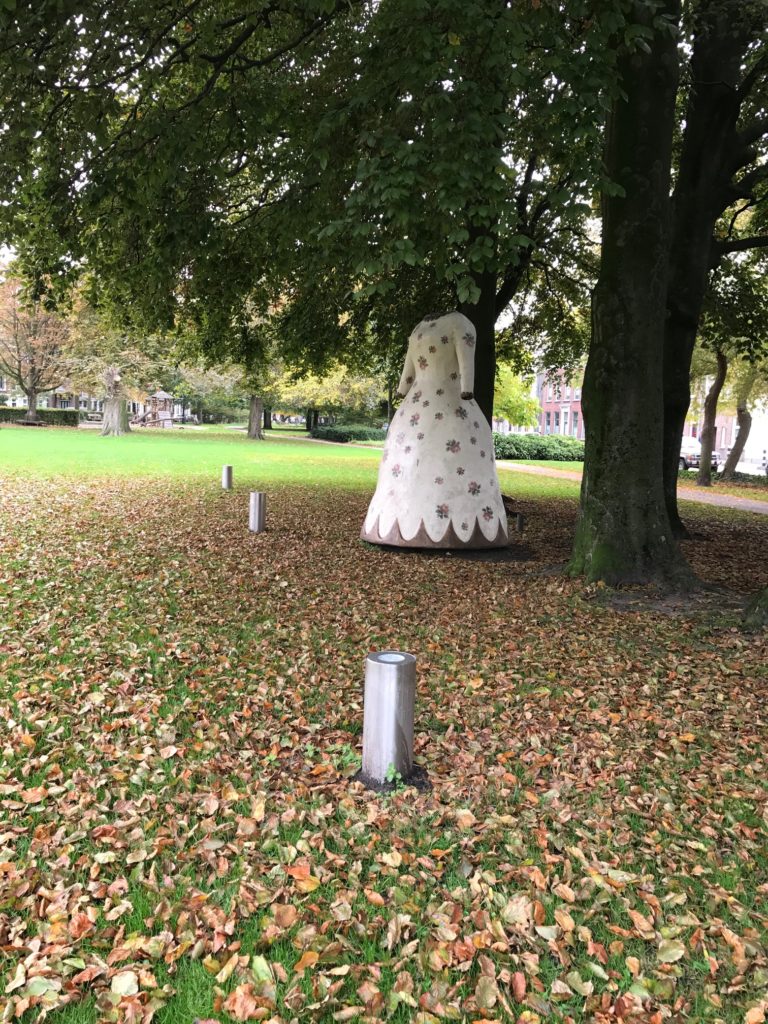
left=248, top=491, right=266, bottom=533
left=361, top=651, right=416, bottom=785
left=222, top=465, right=233, bottom=490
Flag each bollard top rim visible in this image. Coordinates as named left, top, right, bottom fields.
left=367, top=650, right=416, bottom=666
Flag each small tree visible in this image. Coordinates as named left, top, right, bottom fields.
left=67, top=299, right=169, bottom=437
left=100, top=364, right=131, bottom=437
left=720, top=360, right=768, bottom=479
left=0, top=277, right=70, bottom=422
left=492, top=365, right=539, bottom=427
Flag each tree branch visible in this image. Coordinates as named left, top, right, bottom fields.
left=716, top=234, right=768, bottom=255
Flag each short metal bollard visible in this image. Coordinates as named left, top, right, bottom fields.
left=248, top=491, right=266, bottom=533
left=222, top=465, right=233, bottom=490
left=516, top=512, right=525, bottom=534
left=357, top=651, right=428, bottom=790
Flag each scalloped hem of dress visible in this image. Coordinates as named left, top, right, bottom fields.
left=361, top=514, right=508, bottom=550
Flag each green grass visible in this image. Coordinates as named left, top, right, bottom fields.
left=0, top=424, right=582, bottom=500
left=0, top=425, right=379, bottom=489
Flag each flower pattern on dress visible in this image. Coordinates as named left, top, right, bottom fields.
left=364, top=312, right=507, bottom=547
left=480, top=451, right=486, bottom=458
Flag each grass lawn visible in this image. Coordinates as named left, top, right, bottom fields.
left=1, top=426, right=767, bottom=1024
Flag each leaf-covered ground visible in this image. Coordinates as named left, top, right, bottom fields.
left=1, top=451, right=767, bottom=1024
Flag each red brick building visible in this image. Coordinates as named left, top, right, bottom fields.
left=536, top=372, right=584, bottom=438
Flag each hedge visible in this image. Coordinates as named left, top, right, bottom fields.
left=493, top=432, right=584, bottom=461
left=311, top=424, right=386, bottom=443
left=0, top=407, right=80, bottom=427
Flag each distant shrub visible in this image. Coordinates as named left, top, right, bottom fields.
left=493, top=433, right=584, bottom=461
left=0, top=407, right=80, bottom=427
left=312, top=424, right=386, bottom=443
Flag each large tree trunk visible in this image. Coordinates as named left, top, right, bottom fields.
left=24, top=388, right=39, bottom=422
left=101, top=396, right=131, bottom=436
left=570, top=0, right=690, bottom=586
left=721, top=400, right=752, bottom=480
left=696, top=347, right=727, bottom=486
left=459, top=266, right=496, bottom=426
left=247, top=394, right=264, bottom=439
left=662, top=5, right=759, bottom=534
left=263, top=406, right=272, bottom=432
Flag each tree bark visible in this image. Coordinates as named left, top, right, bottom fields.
left=696, top=347, right=727, bottom=486
left=24, top=388, right=39, bottom=422
left=263, top=405, right=272, bottom=432
left=721, top=399, right=752, bottom=479
left=662, top=5, right=761, bottom=534
left=570, top=0, right=690, bottom=585
left=247, top=394, right=264, bottom=439
left=459, top=266, right=496, bottom=426
left=101, top=396, right=131, bottom=436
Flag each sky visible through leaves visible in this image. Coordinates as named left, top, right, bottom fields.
left=0, top=431, right=767, bottom=1024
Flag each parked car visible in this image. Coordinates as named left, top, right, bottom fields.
left=679, top=437, right=718, bottom=472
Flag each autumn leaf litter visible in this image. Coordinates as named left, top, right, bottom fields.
left=0, top=478, right=767, bottom=1023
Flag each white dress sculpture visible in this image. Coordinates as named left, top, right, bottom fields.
left=362, top=311, right=508, bottom=548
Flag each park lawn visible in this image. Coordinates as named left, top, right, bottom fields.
left=1, top=428, right=767, bottom=1024
left=1, top=425, right=582, bottom=501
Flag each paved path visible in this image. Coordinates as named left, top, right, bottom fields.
left=497, top=461, right=768, bottom=515
left=273, top=437, right=768, bottom=515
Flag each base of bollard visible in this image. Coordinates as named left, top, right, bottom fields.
left=353, top=764, right=431, bottom=793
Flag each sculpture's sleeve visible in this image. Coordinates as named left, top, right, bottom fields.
left=455, top=315, right=476, bottom=398
left=397, top=344, right=416, bottom=397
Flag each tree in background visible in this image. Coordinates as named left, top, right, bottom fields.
left=276, top=367, right=385, bottom=428
left=690, top=253, right=768, bottom=484
left=67, top=300, right=171, bottom=436
left=720, top=359, right=768, bottom=480
left=0, top=276, right=70, bottom=422
left=492, top=365, right=539, bottom=428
